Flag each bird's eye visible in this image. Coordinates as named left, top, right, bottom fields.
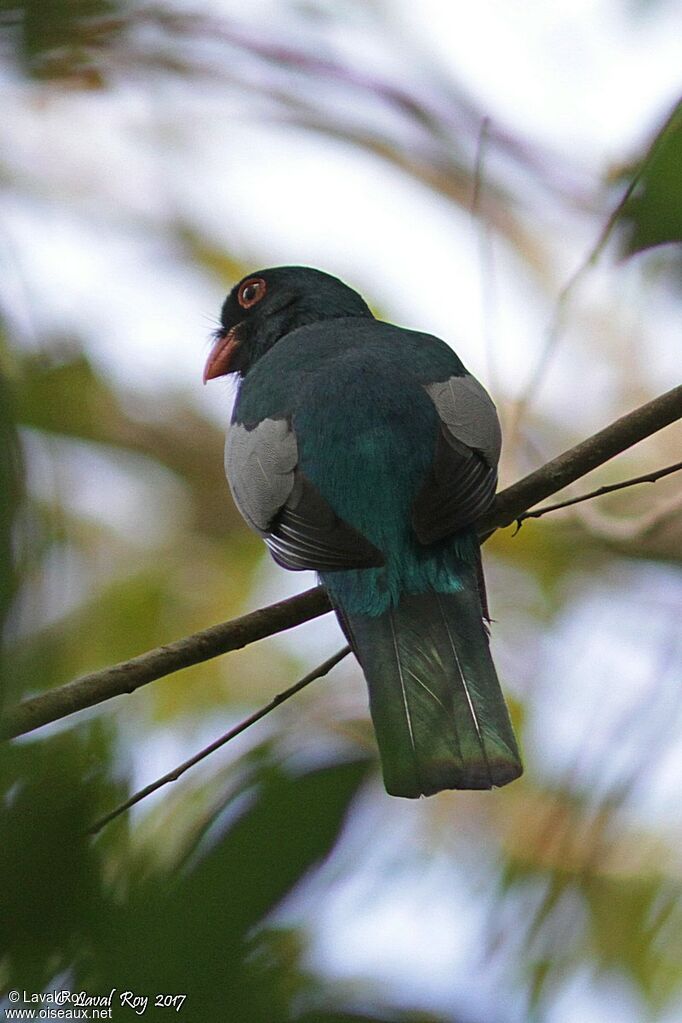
left=237, top=277, right=267, bottom=309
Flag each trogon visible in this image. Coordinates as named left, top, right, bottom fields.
left=204, top=266, right=522, bottom=797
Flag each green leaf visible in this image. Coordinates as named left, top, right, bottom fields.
left=619, top=98, right=682, bottom=255
left=0, top=726, right=119, bottom=991
left=174, top=755, right=371, bottom=940
left=2, top=0, right=122, bottom=82
left=0, top=357, right=24, bottom=712
left=83, top=755, right=370, bottom=1020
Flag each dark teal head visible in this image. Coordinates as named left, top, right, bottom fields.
left=204, top=266, right=373, bottom=381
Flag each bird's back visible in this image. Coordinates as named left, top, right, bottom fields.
left=235, top=318, right=477, bottom=615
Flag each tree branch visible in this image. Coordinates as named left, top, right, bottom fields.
left=513, top=458, right=682, bottom=528
left=88, top=645, right=351, bottom=835
left=3, top=384, right=681, bottom=741
left=477, top=384, right=682, bottom=536
left=2, top=587, right=331, bottom=739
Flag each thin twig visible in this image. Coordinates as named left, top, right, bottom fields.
left=472, top=115, right=499, bottom=394
left=88, top=645, right=351, bottom=835
left=512, top=459, right=682, bottom=531
left=471, top=115, right=491, bottom=214
left=3, top=384, right=681, bottom=741
left=511, top=107, right=678, bottom=437
left=478, top=383, right=682, bottom=538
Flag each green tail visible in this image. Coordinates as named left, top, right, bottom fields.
left=340, top=581, right=522, bottom=798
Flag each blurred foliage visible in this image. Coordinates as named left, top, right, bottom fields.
left=0, top=357, right=21, bottom=665
left=0, top=0, right=122, bottom=84
left=0, top=729, right=377, bottom=1020
left=6, top=341, right=279, bottom=722
left=498, top=785, right=682, bottom=1015
left=1, top=2, right=681, bottom=1022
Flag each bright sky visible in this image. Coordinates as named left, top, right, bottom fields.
left=3, top=0, right=680, bottom=420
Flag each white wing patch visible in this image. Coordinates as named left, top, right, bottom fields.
left=225, top=419, right=298, bottom=533
left=425, top=375, right=501, bottom=467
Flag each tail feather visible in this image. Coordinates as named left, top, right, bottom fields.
left=339, top=580, right=522, bottom=798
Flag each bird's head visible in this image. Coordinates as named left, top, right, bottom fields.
left=203, top=265, right=373, bottom=382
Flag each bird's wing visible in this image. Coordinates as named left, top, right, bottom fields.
left=226, top=418, right=384, bottom=572
left=412, top=374, right=501, bottom=544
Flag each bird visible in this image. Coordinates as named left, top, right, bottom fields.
left=204, top=266, right=522, bottom=798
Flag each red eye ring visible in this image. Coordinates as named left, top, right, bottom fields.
left=237, top=277, right=267, bottom=309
